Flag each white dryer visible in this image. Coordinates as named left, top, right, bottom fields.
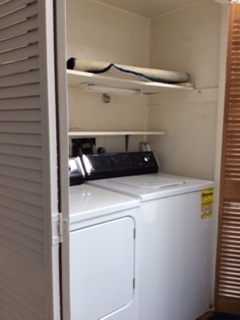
left=82, top=152, right=215, bottom=320
left=69, top=183, right=141, bottom=320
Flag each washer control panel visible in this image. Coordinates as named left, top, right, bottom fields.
left=81, top=151, right=159, bottom=180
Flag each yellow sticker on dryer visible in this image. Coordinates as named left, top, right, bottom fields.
left=201, top=188, right=214, bottom=219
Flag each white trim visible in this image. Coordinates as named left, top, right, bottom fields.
left=215, top=0, right=239, bottom=3
left=213, top=0, right=229, bottom=4
left=54, top=0, right=71, bottom=319
left=38, top=0, right=60, bottom=319
left=211, top=3, right=229, bottom=304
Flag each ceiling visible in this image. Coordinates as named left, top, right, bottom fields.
left=96, top=0, right=208, bottom=18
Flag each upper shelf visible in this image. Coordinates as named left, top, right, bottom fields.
left=67, top=70, right=194, bottom=95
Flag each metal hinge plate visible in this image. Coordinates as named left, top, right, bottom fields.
left=52, top=213, right=64, bottom=245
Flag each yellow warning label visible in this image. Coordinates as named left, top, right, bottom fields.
left=201, top=188, right=214, bottom=219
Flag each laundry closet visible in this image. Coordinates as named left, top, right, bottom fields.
left=65, top=1, right=224, bottom=319
left=0, top=0, right=229, bottom=320
left=66, top=0, right=221, bottom=180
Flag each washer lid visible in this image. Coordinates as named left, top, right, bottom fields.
left=111, top=175, right=185, bottom=189
left=89, top=173, right=215, bottom=202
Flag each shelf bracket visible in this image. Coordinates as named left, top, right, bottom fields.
left=103, top=93, right=111, bottom=103
left=125, top=134, right=129, bottom=151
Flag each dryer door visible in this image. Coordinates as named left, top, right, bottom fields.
left=70, top=216, right=135, bottom=320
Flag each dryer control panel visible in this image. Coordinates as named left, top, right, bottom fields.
left=69, top=157, right=85, bottom=186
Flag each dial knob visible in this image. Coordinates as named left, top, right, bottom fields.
left=123, top=157, right=131, bottom=165
left=143, top=155, right=150, bottom=163
left=110, top=158, right=117, bottom=165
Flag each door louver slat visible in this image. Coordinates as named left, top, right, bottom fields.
left=0, top=0, right=37, bottom=15
left=0, top=29, right=39, bottom=52
left=0, top=17, right=38, bottom=42
left=0, top=57, right=39, bottom=77
left=0, top=2, right=38, bottom=29
left=0, top=43, right=39, bottom=64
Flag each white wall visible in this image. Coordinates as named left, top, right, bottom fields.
left=149, top=0, right=221, bottom=88
left=67, top=0, right=149, bottom=66
left=68, top=88, right=149, bottom=152
left=148, top=0, right=222, bottom=180
left=66, top=0, right=150, bottom=152
left=148, top=89, right=218, bottom=180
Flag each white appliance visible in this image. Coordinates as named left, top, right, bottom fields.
left=82, top=152, right=214, bottom=320
left=69, top=184, right=141, bottom=320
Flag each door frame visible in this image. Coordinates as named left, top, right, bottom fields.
left=53, top=0, right=71, bottom=319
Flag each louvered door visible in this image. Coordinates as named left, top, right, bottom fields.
left=214, top=3, right=240, bottom=314
left=0, top=1, right=62, bottom=319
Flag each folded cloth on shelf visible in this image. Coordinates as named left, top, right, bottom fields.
left=67, top=57, right=190, bottom=84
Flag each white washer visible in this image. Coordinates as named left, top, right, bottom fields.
left=69, top=184, right=141, bottom=320
left=89, top=173, right=214, bottom=320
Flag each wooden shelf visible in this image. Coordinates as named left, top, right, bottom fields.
left=68, top=131, right=165, bottom=137
left=67, top=70, right=194, bottom=95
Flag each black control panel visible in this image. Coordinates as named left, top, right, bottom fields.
left=69, top=157, right=85, bottom=186
left=81, top=151, right=159, bottom=180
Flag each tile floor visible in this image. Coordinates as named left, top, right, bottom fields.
left=197, top=312, right=214, bottom=320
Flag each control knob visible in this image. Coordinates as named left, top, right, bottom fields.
left=110, top=158, right=117, bottom=165
left=123, top=156, right=132, bottom=165
left=143, top=155, right=150, bottom=163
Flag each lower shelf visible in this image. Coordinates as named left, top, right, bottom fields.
left=68, top=131, right=165, bottom=137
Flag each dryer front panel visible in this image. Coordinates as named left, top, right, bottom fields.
left=70, top=217, right=135, bottom=320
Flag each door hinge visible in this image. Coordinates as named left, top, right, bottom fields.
left=133, top=278, right=135, bottom=289
left=52, top=213, right=64, bottom=245
left=133, top=228, right=136, bottom=239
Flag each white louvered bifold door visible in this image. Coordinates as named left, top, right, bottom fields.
left=0, top=1, right=61, bottom=320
